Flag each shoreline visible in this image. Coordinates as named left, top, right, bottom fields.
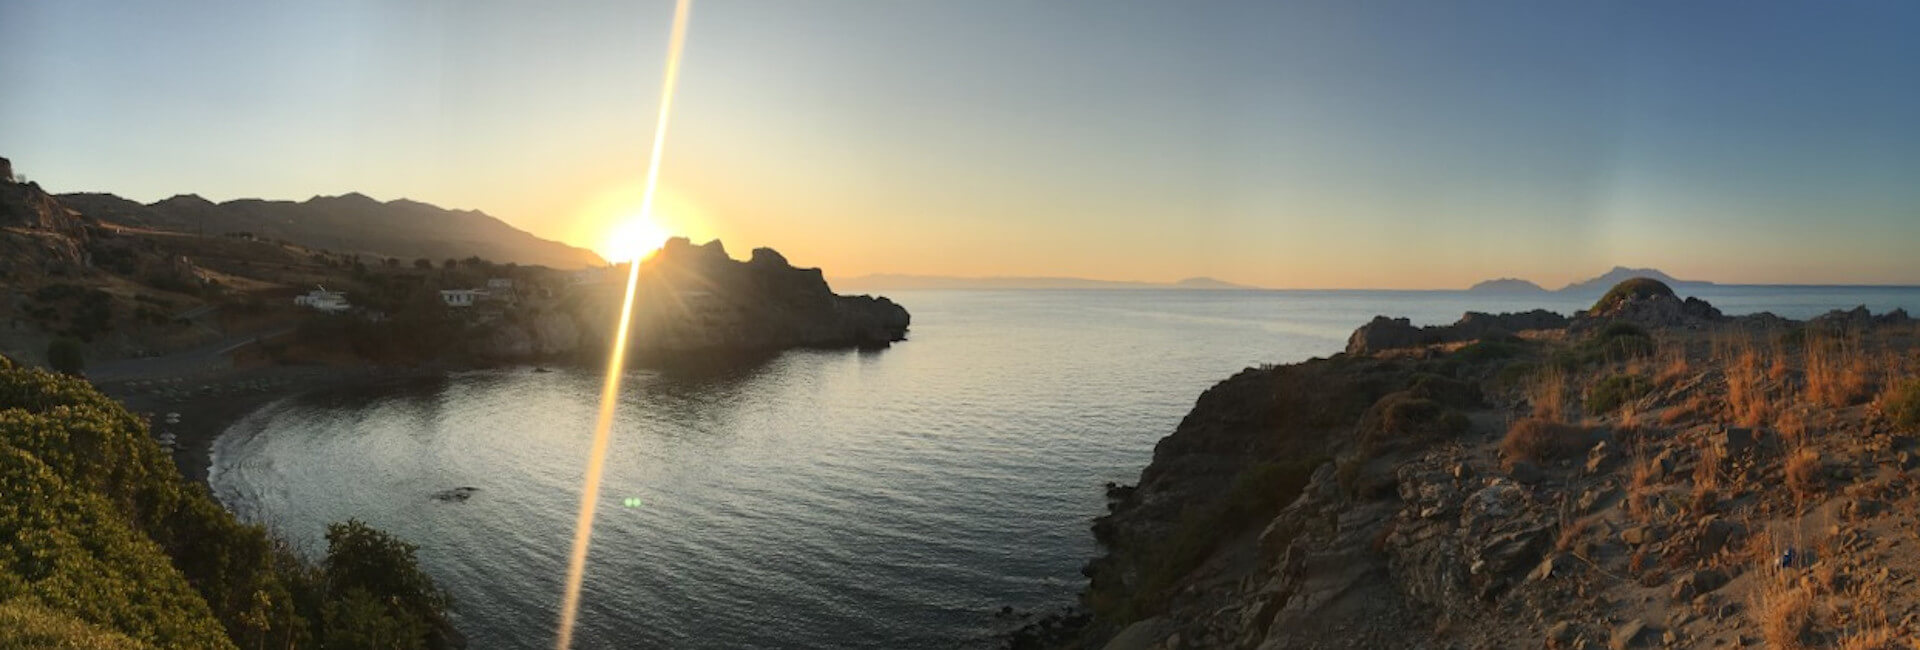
left=97, top=363, right=447, bottom=486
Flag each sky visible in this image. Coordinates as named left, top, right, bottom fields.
left=3, top=1, right=1918, bottom=289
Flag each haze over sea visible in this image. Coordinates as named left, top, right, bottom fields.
left=210, top=286, right=1920, bottom=648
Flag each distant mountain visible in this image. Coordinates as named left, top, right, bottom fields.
left=1173, top=276, right=1257, bottom=290
left=829, top=274, right=1262, bottom=292
left=1557, top=266, right=1711, bottom=294
left=1466, top=267, right=1714, bottom=295
left=1466, top=278, right=1548, bottom=293
left=60, top=191, right=604, bottom=269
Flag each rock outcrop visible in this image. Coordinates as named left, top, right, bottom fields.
left=1065, top=290, right=1920, bottom=649
left=1570, top=278, right=1722, bottom=333
left=571, top=238, right=910, bottom=363
left=1346, top=310, right=1567, bottom=355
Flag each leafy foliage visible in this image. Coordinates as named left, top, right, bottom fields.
left=0, top=358, right=452, bottom=649
left=1586, top=374, right=1652, bottom=415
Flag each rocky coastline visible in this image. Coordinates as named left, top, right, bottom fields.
left=1053, top=279, right=1920, bottom=649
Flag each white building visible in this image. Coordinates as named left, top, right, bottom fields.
left=294, top=286, right=350, bottom=313
left=486, top=277, right=514, bottom=290
left=439, top=289, right=486, bottom=308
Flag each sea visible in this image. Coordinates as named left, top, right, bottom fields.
left=208, top=286, right=1920, bottom=649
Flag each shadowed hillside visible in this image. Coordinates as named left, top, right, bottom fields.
left=60, top=191, right=604, bottom=270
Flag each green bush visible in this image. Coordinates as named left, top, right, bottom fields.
left=321, top=520, right=453, bottom=650
left=1885, top=380, right=1920, bottom=431
left=1455, top=338, right=1524, bottom=364
left=0, top=362, right=450, bottom=649
left=1591, top=278, right=1675, bottom=312
left=1587, top=374, right=1652, bottom=415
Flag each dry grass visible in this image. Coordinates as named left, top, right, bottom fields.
left=1779, top=409, right=1810, bottom=448
left=1693, top=437, right=1723, bottom=511
left=1655, top=342, right=1691, bottom=387
left=1727, top=346, right=1773, bottom=428
left=1754, top=572, right=1817, bottom=649
left=1500, top=418, right=1590, bottom=465
left=1627, top=451, right=1658, bottom=523
left=1786, top=448, right=1823, bottom=502
left=1554, top=511, right=1591, bottom=554
left=1661, top=392, right=1711, bottom=426
left=1834, top=629, right=1899, bottom=650
left=1807, top=333, right=1877, bottom=408
left=1528, top=367, right=1568, bottom=422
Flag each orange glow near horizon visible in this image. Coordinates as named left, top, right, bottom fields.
left=555, top=0, right=691, bottom=648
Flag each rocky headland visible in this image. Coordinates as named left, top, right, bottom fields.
left=561, top=237, right=911, bottom=364
left=1052, top=279, right=1920, bottom=649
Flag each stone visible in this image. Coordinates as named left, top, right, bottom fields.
left=1609, top=619, right=1651, bottom=650
left=1546, top=621, right=1576, bottom=644
left=1622, top=526, right=1652, bottom=546
left=1698, top=519, right=1744, bottom=557
left=1670, top=569, right=1728, bottom=600
left=1586, top=441, right=1617, bottom=475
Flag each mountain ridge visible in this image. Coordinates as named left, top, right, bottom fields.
left=59, top=190, right=605, bottom=270
left=1469, top=266, right=1714, bottom=294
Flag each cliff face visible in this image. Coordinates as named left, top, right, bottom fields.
left=562, top=238, right=909, bottom=364
left=1064, top=283, right=1920, bottom=649
left=0, top=159, right=94, bottom=275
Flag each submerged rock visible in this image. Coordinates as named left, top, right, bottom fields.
left=432, top=487, right=479, bottom=502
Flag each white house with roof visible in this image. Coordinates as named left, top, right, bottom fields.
left=294, top=286, right=350, bottom=313
left=439, top=289, right=487, bottom=308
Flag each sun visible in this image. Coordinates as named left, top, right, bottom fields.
left=603, top=217, right=671, bottom=262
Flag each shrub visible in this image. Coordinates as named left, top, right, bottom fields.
left=1586, top=374, right=1651, bottom=415
left=1785, top=449, right=1822, bottom=501
left=1455, top=338, right=1523, bottom=364
left=1500, top=418, right=1592, bottom=465
left=1358, top=391, right=1471, bottom=450
left=1883, top=380, right=1920, bottom=430
left=1755, top=577, right=1815, bottom=649
left=46, top=338, right=85, bottom=375
left=1591, top=278, right=1675, bottom=313
left=323, top=520, right=453, bottom=650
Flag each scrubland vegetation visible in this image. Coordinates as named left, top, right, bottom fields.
left=0, top=356, right=454, bottom=649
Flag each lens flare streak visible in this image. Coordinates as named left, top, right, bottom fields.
left=555, top=1, right=692, bottom=648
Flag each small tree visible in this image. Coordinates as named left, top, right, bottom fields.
left=413, top=258, right=432, bottom=270
left=46, top=338, right=84, bottom=375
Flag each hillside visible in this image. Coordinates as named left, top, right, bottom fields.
left=59, top=191, right=604, bottom=270
left=0, top=356, right=455, bottom=648
left=1051, top=281, right=1920, bottom=649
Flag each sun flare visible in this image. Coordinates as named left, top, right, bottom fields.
left=604, top=217, right=671, bottom=263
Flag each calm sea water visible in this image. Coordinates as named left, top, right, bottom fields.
left=209, top=287, right=1920, bottom=648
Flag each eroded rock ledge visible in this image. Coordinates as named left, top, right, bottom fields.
left=1060, top=279, right=1920, bottom=649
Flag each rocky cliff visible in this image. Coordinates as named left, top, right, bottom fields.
left=559, top=238, right=909, bottom=364
left=1059, top=280, right=1920, bottom=649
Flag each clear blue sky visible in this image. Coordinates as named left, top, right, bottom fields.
left=3, top=1, right=1917, bottom=288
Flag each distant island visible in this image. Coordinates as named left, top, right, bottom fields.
left=1469, top=266, right=1712, bottom=295
left=830, top=274, right=1260, bottom=292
